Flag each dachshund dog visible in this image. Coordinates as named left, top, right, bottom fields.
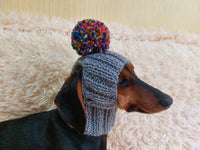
left=0, top=63, right=173, bottom=150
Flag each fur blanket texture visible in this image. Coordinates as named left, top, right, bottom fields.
left=0, top=13, right=200, bottom=150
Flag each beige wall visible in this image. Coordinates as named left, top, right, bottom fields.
left=0, top=0, right=200, bottom=34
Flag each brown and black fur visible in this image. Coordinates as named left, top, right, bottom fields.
left=0, top=63, right=172, bottom=150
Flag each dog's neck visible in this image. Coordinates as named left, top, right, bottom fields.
left=83, top=103, right=118, bottom=136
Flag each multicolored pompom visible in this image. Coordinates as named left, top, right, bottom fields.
left=71, top=19, right=110, bottom=56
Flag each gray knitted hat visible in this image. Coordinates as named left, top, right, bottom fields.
left=71, top=19, right=131, bottom=136
left=73, top=51, right=131, bottom=136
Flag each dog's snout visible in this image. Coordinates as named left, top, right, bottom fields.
left=150, top=87, right=173, bottom=109
left=159, top=97, right=173, bottom=108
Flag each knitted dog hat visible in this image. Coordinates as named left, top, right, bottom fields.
left=71, top=19, right=131, bottom=136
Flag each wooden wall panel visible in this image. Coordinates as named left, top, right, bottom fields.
left=0, top=0, right=200, bottom=34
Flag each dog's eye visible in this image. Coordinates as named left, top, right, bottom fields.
left=118, top=79, right=130, bottom=88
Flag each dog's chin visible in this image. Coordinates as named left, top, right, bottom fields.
left=127, top=105, right=148, bottom=113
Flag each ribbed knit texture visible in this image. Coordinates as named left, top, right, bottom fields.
left=73, top=51, right=131, bottom=136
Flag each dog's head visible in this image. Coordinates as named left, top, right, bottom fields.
left=55, top=63, right=173, bottom=134
left=117, top=63, right=172, bottom=113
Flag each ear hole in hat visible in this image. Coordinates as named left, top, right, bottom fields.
left=54, top=71, right=86, bottom=134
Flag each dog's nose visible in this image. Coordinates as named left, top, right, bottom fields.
left=160, top=98, right=173, bottom=108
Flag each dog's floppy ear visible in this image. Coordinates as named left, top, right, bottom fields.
left=54, top=70, right=86, bottom=134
